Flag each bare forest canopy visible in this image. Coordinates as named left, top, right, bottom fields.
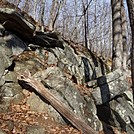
left=3, top=0, right=131, bottom=59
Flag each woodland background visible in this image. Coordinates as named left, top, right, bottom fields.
left=5, top=0, right=132, bottom=59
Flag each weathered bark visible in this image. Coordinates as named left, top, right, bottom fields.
left=126, top=0, right=134, bottom=100
left=82, top=0, right=88, bottom=48
left=17, top=71, right=98, bottom=134
left=33, top=0, right=37, bottom=20
left=48, top=0, right=56, bottom=30
left=22, top=0, right=29, bottom=13
left=121, top=0, right=127, bottom=70
left=94, top=0, right=97, bottom=51
left=39, top=0, right=45, bottom=28
left=48, top=0, right=64, bottom=31
left=111, top=0, right=123, bottom=70
left=73, top=0, right=78, bottom=42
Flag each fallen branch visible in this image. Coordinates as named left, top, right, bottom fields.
left=17, top=71, right=98, bottom=134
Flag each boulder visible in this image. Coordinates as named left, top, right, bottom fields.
left=90, top=69, right=132, bottom=105
left=0, top=39, right=12, bottom=78
left=33, top=67, right=102, bottom=131
left=4, top=31, right=28, bottom=55
left=0, top=8, right=35, bottom=42
left=33, top=33, right=64, bottom=49
left=50, top=43, right=109, bottom=85
left=97, top=89, right=134, bottom=134
left=0, top=8, right=64, bottom=49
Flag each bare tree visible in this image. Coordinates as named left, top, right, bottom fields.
left=16, top=0, right=21, bottom=7
left=73, top=0, right=78, bottom=42
left=22, top=0, right=30, bottom=13
left=7, top=0, right=127, bottom=65
left=39, top=0, right=46, bottom=28
left=126, top=0, right=134, bottom=100
left=82, top=0, right=88, bottom=48
left=33, top=0, right=37, bottom=20
left=111, top=0, right=123, bottom=70
left=48, top=0, right=65, bottom=31
left=121, top=0, right=127, bottom=70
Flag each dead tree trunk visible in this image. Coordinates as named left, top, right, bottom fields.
left=39, top=0, right=45, bottom=31
left=33, top=0, right=37, bottom=20
left=111, top=0, right=123, bottom=70
left=126, top=0, right=134, bottom=100
left=121, top=0, right=127, bottom=70
left=17, top=71, right=98, bottom=134
left=82, top=0, right=88, bottom=48
left=48, top=0, right=64, bottom=31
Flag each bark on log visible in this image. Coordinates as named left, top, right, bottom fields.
left=17, top=71, right=98, bottom=134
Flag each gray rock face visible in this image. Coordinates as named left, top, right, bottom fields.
left=12, top=53, right=103, bottom=132
left=0, top=36, right=24, bottom=111
left=0, top=7, right=64, bottom=49
left=0, top=5, right=133, bottom=134
left=87, top=69, right=133, bottom=133
left=50, top=43, right=109, bottom=85
left=97, top=89, right=134, bottom=133
left=26, top=126, right=46, bottom=134
left=33, top=67, right=102, bottom=131
left=90, top=69, right=131, bottom=105
left=4, top=31, right=28, bottom=55
left=26, top=92, right=48, bottom=112
left=0, top=8, right=35, bottom=42
left=0, top=129, right=6, bottom=134
left=0, top=39, right=12, bottom=78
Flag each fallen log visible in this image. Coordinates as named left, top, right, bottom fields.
left=17, top=71, right=98, bottom=134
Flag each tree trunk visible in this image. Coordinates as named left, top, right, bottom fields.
left=111, top=0, right=123, bottom=70
left=84, top=4, right=88, bottom=48
left=48, top=0, right=56, bottom=30
left=39, top=0, right=46, bottom=31
left=121, top=0, right=127, bottom=70
left=74, top=0, right=78, bottom=42
left=48, top=0, right=64, bottom=31
left=17, top=0, right=21, bottom=7
left=82, top=0, right=88, bottom=48
left=126, top=0, right=134, bottom=100
left=22, top=0, right=30, bottom=13
left=33, top=0, right=37, bottom=20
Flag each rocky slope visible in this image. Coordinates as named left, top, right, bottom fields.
left=0, top=5, right=133, bottom=134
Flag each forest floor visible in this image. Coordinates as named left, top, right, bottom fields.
left=0, top=88, right=128, bottom=134
left=0, top=90, right=81, bottom=134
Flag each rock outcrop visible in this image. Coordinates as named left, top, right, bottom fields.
left=0, top=4, right=133, bottom=134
